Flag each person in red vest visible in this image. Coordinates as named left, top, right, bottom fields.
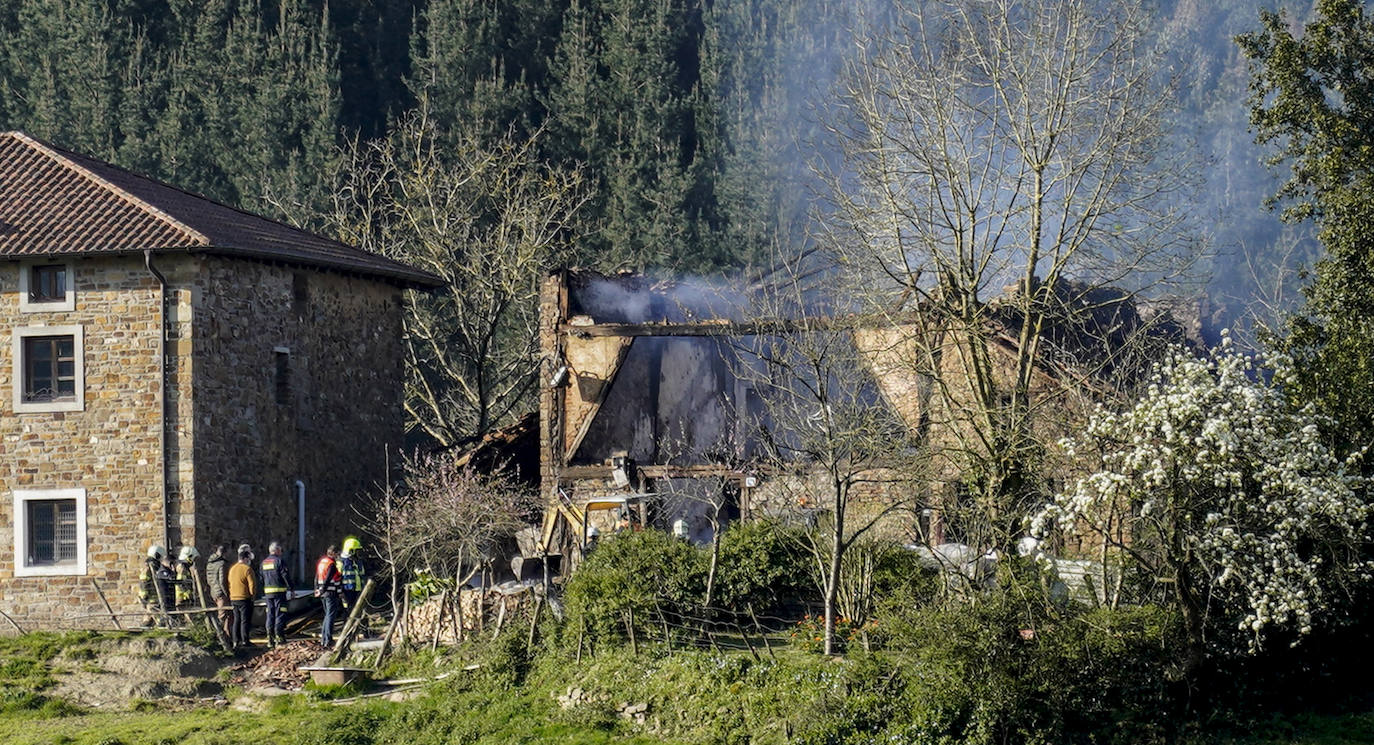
left=314, top=545, right=343, bottom=648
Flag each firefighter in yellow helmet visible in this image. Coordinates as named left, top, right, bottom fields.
left=339, top=536, right=367, bottom=613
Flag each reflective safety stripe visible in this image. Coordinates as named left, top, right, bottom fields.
left=262, top=556, right=288, bottom=593
left=175, top=563, right=192, bottom=602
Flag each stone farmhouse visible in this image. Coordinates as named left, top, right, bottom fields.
left=0, top=131, right=440, bottom=629
left=533, top=269, right=1190, bottom=567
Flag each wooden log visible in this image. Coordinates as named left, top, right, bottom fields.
left=372, top=610, right=400, bottom=670
left=735, top=619, right=760, bottom=662
left=0, top=607, right=25, bottom=634
left=329, top=578, right=378, bottom=664
left=89, top=579, right=122, bottom=631
left=430, top=589, right=449, bottom=652
left=399, top=588, right=411, bottom=649
left=190, top=568, right=232, bottom=652
left=492, top=596, right=508, bottom=638
left=527, top=595, right=544, bottom=650
left=748, top=605, right=774, bottom=660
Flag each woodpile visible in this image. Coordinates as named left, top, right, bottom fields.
left=400, top=586, right=536, bottom=646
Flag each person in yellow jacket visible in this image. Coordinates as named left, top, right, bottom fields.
left=174, top=546, right=200, bottom=610
left=227, top=544, right=257, bottom=649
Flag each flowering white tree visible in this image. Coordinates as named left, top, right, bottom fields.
left=1032, top=338, right=1371, bottom=673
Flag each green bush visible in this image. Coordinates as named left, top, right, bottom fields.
left=877, top=594, right=1186, bottom=745
left=713, top=519, right=810, bottom=613
left=563, top=530, right=706, bottom=649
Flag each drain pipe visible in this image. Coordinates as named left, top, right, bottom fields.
left=294, top=480, right=307, bottom=581
left=144, top=250, right=170, bottom=549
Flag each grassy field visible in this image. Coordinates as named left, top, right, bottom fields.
left=4, top=630, right=1374, bottom=745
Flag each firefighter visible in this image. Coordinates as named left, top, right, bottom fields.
left=138, top=545, right=170, bottom=627
left=339, top=536, right=367, bottom=612
left=174, top=546, right=200, bottom=611
left=314, top=545, right=343, bottom=648
left=260, top=541, right=291, bottom=647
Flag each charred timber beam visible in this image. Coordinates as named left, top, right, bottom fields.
left=558, top=464, right=759, bottom=482
left=561, top=318, right=862, bottom=338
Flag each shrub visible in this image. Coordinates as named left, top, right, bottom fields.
left=562, top=530, right=706, bottom=649
left=713, top=519, right=810, bottom=613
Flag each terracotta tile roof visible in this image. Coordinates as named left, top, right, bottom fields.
left=0, top=131, right=442, bottom=288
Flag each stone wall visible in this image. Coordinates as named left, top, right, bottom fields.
left=0, top=256, right=169, bottom=628
left=189, top=256, right=406, bottom=584
left=0, top=253, right=408, bottom=631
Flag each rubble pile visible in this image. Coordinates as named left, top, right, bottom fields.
left=229, top=640, right=327, bottom=690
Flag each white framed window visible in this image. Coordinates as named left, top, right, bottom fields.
left=12, top=488, right=87, bottom=577
left=18, top=260, right=76, bottom=312
left=12, top=324, right=85, bottom=413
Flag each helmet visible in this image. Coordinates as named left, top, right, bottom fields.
left=177, top=546, right=199, bottom=562
left=147, top=544, right=166, bottom=560
left=342, top=536, right=362, bottom=553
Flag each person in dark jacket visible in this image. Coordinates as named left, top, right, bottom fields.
left=205, top=544, right=231, bottom=639
left=315, top=545, right=343, bottom=648
left=260, top=542, right=292, bottom=647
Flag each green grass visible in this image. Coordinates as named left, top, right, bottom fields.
left=4, top=630, right=1374, bottom=745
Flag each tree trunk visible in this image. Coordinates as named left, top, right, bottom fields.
left=704, top=520, right=721, bottom=610
left=823, top=525, right=844, bottom=656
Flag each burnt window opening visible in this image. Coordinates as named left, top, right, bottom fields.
left=274, top=348, right=291, bottom=406
left=27, top=498, right=77, bottom=566
left=23, top=335, right=76, bottom=402
left=29, top=264, right=66, bottom=303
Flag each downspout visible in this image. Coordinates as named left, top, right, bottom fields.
left=144, top=250, right=170, bottom=549
left=294, top=480, right=307, bottom=581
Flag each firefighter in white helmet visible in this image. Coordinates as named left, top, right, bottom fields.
left=174, top=546, right=200, bottom=611
left=138, top=545, right=175, bottom=627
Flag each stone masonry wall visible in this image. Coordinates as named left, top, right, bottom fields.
left=189, top=256, right=406, bottom=585
left=0, top=255, right=179, bottom=629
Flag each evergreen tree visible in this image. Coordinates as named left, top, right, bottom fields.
left=1240, top=0, right=1374, bottom=462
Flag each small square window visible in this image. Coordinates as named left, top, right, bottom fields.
left=12, top=488, right=87, bottom=577
left=23, top=335, right=76, bottom=403
left=28, top=264, right=67, bottom=303
left=18, top=260, right=76, bottom=312
left=26, top=499, right=78, bottom=566
left=12, top=324, right=84, bottom=413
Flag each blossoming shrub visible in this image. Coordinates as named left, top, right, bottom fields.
left=1032, top=339, right=1371, bottom=658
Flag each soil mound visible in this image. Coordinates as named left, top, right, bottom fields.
left=53, top=635, right=222, bottom=709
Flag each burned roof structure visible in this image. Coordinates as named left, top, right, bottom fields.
left=534, top=268, right=1194, bottom=565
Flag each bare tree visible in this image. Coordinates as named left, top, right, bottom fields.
left=365, top=451, right=539, bottom=618
left=820, top=0, right=1202, bottom=549
left=739, top=259, right=919, bottom=655
left=328, top=105, right=590, bottom=446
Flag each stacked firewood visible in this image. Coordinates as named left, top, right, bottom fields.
left=400, top=588, right=533, bottom=646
